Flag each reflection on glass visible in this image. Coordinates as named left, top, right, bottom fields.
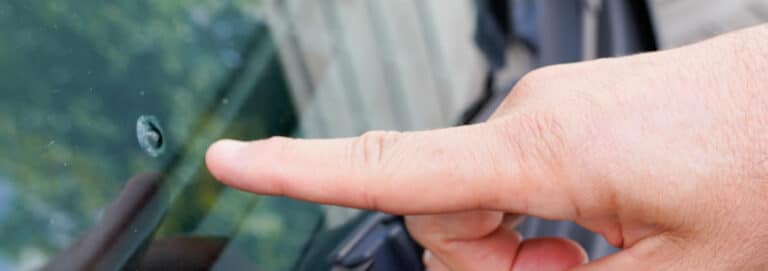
left=0, top=1, right=320, bottom=270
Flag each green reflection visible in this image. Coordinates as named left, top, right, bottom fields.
left=0, top=1, right=325, bottom=270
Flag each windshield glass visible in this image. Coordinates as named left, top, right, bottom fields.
left=0, top=1, right=486, bottom=270
left=0, top=1, right=305, bottom=269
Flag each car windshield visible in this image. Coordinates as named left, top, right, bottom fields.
left=0, top=1, right=487, bottom=270
left=0, top=1, right=304, bottom=269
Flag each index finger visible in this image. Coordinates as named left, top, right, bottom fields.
left=205, top=118, right=578, bottom=218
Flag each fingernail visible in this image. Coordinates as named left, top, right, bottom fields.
left=209, top=139, right=247, bottom=157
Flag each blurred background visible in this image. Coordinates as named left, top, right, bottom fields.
left=0, top=0, right=766, bottom=270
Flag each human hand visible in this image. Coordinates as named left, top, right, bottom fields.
left=206, top=25, right=768, bottom=270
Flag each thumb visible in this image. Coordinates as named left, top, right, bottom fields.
left=206, top=115, right=584, bottom=219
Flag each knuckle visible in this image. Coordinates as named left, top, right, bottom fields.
left=354, top=130, right=402, bottom=168
left=498, top=112, right=568, bottom=165
left=513, top=65, right=563, bottom=94
left=493, top=112, right=579, bottom=216
left=347, top=131, right=402, bottom=211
